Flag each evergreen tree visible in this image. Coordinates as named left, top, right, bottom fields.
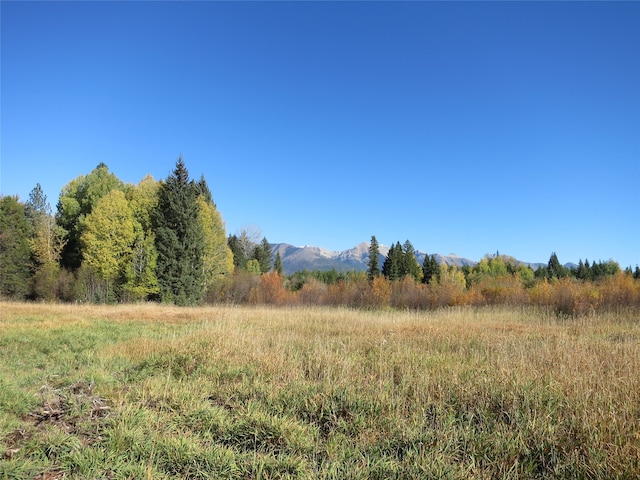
left=26, top=184, right=65, bottom=267
left=382, top=242, right=402, bottom=281
left=381, top=243, right=394, bottom=279
left=583, top=259, right=592, bottom=280
left=196, top=174, right=213, bottom=204
left=25, top=184, right=66, bottom=300
left=422, top=254, right=441, bottom=284
left=367, top=235, right=380, bottom=280
left=253, top=237, right=272, bottom=274
left=547, top=252, right=567, bottom=279
left=401, top=239, right=422, bottom=281
left=576, top=259, right=591, bottom=281
left=228, top=234, right=247, bottom=269
left=153, top=157, right=205, bottom=305
left=25, top=183, right=48, bottom=221
left=0, top=196, right=32, bottom=298
left=228, top=228, right=259, bottom=270
left=275, top=251, right=283, bottom=275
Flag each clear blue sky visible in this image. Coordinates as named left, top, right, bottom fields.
left=2, top=1, right=639, bottom=268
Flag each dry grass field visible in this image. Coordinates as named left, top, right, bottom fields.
left=1, top=302, right=638, bottom=478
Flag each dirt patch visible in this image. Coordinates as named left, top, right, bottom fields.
left=30, top=381, right=110, bottom=433
left=33, top=471, right=67, bottom=480
left=3, top=381, right=110, bottom=459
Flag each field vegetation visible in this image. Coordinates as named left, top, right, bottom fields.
left=1, top=302, right=638, bottom=478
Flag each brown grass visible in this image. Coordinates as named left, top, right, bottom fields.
left=1, top=302, right=639, bottom=478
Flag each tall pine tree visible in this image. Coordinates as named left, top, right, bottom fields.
left=253, top=237, right=272, bottom=274
left=422, top=254, right=441, bottom=284
left=153, top=157, right=205, bottom=305
left=401, top=240, right=422, bottom=282
left=0, top=196, right=32, bottom=299
left=367, top=235, right=380, bottom=280
left=274, top=251, right=283, bottom=275
left=382, top=242, right=402, bottom=281
left=26, top=184, right=66, bottom=300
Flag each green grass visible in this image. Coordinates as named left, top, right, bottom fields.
left=1, top=302, right=639, bottom=479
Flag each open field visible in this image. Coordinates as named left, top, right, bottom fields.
left=1, top=302, right=639, bottom=479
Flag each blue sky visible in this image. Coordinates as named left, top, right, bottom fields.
left=2, top=1, right=639, bottom=268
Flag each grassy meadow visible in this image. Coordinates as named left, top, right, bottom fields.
left=1, top=302, right=638, bottom=479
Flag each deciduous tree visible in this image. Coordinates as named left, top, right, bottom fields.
left=122, top=176, right=160, bottom=300
left=57, top=163, right=124, bottom=270
left=82, top=190, right=136, bottom=301
left=197, top=196, right=234, bottom=291
left=25, top=184, right=66, bottom=300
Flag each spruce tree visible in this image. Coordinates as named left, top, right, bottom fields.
left=0, top=196, right=32, bottom=299
left=547, top=252, right=567, bottom=279
left=367, top=235, right=380, bottom=280
left=381, top=243, right=394, bottom=279
left=401, top=239, right=422, bottom=281
left=26, top=184, right=65, bottom=300
left=228, top=234, right=247, bottom=269
left=275, top=251, right=283, bottom=275
left=382, top=242, right=402, bottom=281
left=153, top=157, right=205, bottom=305
left=422, top=254, right=441, bottom=284
left=253, top=237, right=272, bottom=274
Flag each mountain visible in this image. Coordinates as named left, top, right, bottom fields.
left=270, top=242, right=477, bottom=275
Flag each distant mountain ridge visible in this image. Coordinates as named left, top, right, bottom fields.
left=270, top=242, right=479, bottom=275
left=269, top=242, right=566, bottom=275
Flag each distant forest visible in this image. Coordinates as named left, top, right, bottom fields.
left=1, top=159, right=638, bottom=314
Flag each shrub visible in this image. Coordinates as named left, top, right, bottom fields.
left=599, top=272, right=640, bottom=311
left=296, top=278, right=328, bottom=306
left=219, top=270, right=260, bottom=304
left=390, top=276, right=428, bottom=309
left=370, top=276, right=391, bottom=309
left=249, top=272, right=289, bottom=305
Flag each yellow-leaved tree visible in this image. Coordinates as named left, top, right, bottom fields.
left=197, top=196, right=234, bottom=295
left=82, top=189, right=135, bottom=301
left=124, top=176, right=160, bottom=301
left=26, top=183, right=66, bottom=300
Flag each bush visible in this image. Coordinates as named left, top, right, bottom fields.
left=390, top=276, right=428, bottom=309
left=296, top=279, right=328, bottom=306
left=468, top=275, right=528, bottom=306
left=599, top=273, right=640, bottom=311
left=249, top=272, right=289, bottom=305
left=31, top=263, right=60, bottom=302
left=218, top=270, right=260, bottom=304
left=370, top=276, right=391, bottom=309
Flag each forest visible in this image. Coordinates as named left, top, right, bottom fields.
left=1, top=159, right=638, bottom=315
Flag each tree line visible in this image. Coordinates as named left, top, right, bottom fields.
left=1, top=159, right=233, bottom=305
left=225, top=237, right=639, bottom=316
left=1, top=158, right=638, bottom=313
